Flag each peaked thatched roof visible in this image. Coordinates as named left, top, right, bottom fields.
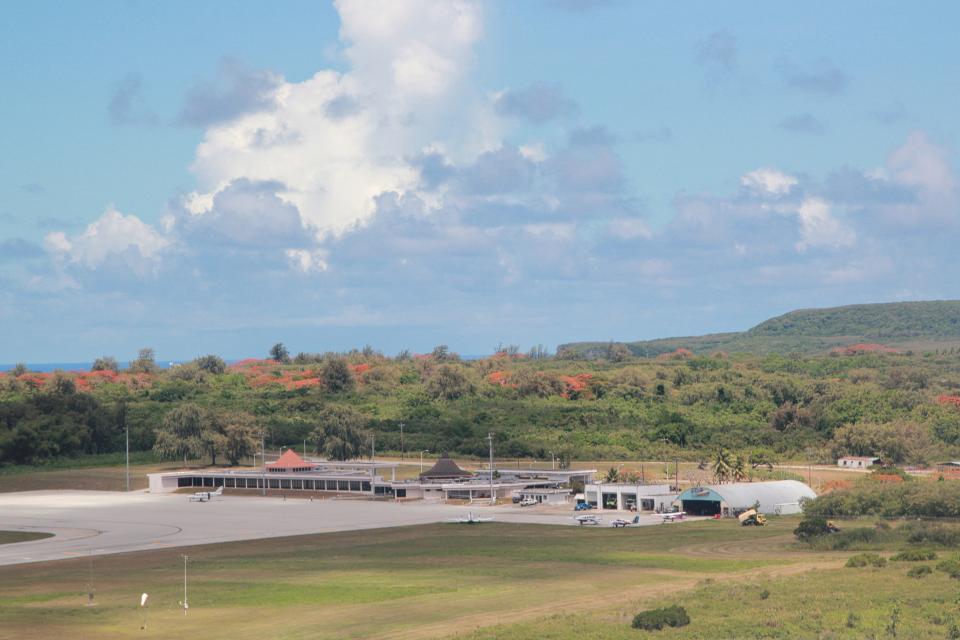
left=420, top=453, right=472, bottom=480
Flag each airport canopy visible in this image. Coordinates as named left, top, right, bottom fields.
left=677, top=480, right=816, bottom=515
left=266, top=449, right=313, bottom=472
left=420, top=453, right=472, bottom=480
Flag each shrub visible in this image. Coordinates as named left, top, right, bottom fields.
left=845, top=553, right=887, bottom=568
left=794, top=517, right=832, bottom=541
left=891, top=549, right=938, bottom=562
left=759, top=589, right=770, bottom=600
left=907, top=565, right=933, bottom=578
left=631, top=605, right=690, bottom=631
left=936, top=558, right=960, bottom=579
left=903, top=522, right=960, bottom=547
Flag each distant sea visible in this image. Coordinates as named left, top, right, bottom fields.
left=0, top=361, right=186, bottom=373
left=0, top=355, right=489, bottom=373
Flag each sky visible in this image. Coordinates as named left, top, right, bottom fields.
left=1, top=0, right=959, bottom=362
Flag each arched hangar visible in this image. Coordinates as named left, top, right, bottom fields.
left=677, top=480, right=816, bottom=516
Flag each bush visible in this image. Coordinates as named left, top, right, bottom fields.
left=907, top=565, right=933, bottom=578
left=936, top=558, right=960, bottom=579
left=794, top=517, right=832, bottom=541
left=631, top=605, right=690, bottom=631
left=903, top=522, right=960, bottom=547
left=845, top=553, right=887, bottom=568
left=891, top=549, right=938, bottom=561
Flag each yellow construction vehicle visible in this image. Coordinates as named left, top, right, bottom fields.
left=738, top=509, right=767, bottom=526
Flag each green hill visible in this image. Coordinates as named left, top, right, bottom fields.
left=559, top=300, right=960, bottom=357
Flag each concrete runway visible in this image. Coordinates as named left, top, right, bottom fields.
left=0, top=491, right=668, bottom=566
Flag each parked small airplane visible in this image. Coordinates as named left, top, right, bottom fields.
left=656, top=511, right=686, bottom=522
left=448, top=511, right=494, bottom=524
left=610, top=515, right=642, bottom=528
left=189, top=486, right=223, bottom=502
left=574, top=513, right=601, bottom=525
left=519, top=497, right=538, bottom=507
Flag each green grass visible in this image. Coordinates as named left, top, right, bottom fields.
left=0, top=531, right=53, bottom=545
left=0, top=519, right=807, bottom=640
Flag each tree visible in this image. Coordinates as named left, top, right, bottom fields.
left=153, top=404, right=227, bottom=466
left=10, top=363, right=28, bottom=377
left=730, top=454, right=749, bottom=482
left=46, top=372, right=76, bottom=395
left=310, top=406, right=365, bottom=460
left=606, top=342, right=631, bottom=363
left=604, top=466, right=620, bottom=482
left=269, top=343, right=290, bottom=363
left=193, top=354, right=226, bottom=374
left=712, top=448, right=733, bottom=484
left=91, top=356, right=119, bottom=372
left=220, top=413, right=259, bottom=465
left=321, top=358, right=355, bottom=393
left=528, top=344, right=549, bottom=360
left=128, top=348, right=157, bottom=374
left=426, top=365, right=474, bottom=401
left=830, top=421, right=933, bottom=465
left=153, top=404, right=207, bottom=465
left=431, top=345, right=459, bottom=362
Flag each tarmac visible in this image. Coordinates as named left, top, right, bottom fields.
left=0, top=490, right=669, bottom=566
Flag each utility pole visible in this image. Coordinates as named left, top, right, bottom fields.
left=261, top=432, right=266, bottom=496
left=125, top=422, right=130, bottom=492
left=487, top=432, right=495, bottom=505
left=181, top=555, right=189, bottom=615
left=371, top=434, right=375, bottom=461
left=675, top=457, right=679, bottom=492
left=399, top=422, right=405, bottom=460
left=303, top=438, right=307, bottom=459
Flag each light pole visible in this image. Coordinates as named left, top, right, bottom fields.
left=420, top=450, right=429, bottom=474
left=181, top=554, right=189, bottom=615
left=125, top=423, right=130, bottom=492
left=548, top=451, right=555, bottom=471
left=399, top=422, right=405, bottom=461
left=261, top=432, right=266, bottom=496
left=303, top=439, right=307, bottom=459
left=487, top=432, right=495, bottom=505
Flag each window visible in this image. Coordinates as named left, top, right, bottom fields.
left=304, top=480, right=315, bottom=490
left=214, top=477, right=224, bottom=487
left=362, top=482, right=371, bottom=492
left=269, top=479, right=279, bottom=489
left=337, top=480, right=348, bottom=491
left=177, top=477, right=191, bottom=488
left=292, top=480, right=303, bottom=490
left=280, top=479, right=291, bottom=490
left=396, top=489, right=406, bottom=498
left=203, top=477, right=214, bottom=487
left=225, top=478, right=235, bottom=488
left=349, top=481, right=361, bottom=492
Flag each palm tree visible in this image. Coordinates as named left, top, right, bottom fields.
left=712, top=448, right=733, bottom=484
left=731, top=454, right=749, bottom=482
left=604, top=466, right=620, bottom=483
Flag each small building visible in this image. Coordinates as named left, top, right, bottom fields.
left=515, top=487, right=571, bottom=505
left=583, top=483, right=672, bottom=511
left=677, top=480, right=816, bottom=517
left=837, top=456, right=880, bottom=469
left=420, top=453, right=473, bottom=481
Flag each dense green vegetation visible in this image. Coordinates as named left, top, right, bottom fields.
left=6, top=332, right=960, bottom=467
left=560, top=299, right=960, bottom=357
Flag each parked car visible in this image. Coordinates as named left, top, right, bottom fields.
left=574, top=502, right=595, bottom=511
left=519, top=497, right=537, bottom=507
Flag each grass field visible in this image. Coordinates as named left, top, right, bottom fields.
left=7, top=516, right=960, bottom=638
left=0, top=531, right=53, bottom=545
left=0, top=517, right=831, bottom=640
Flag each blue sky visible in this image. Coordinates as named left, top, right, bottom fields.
left=1, top=0, right=959, bottom=362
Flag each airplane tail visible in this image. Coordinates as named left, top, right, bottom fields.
left=214, top=486, right=224, bottom=495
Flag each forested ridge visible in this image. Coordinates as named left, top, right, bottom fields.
left=560, top=300, right=960, bottom=358
left=5, top=340, right=960, bottom=468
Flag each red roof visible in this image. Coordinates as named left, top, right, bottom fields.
left=267, top=449, right=311, bottom=470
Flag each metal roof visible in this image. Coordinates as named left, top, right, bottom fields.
left=679, top=480, right=816, bottom=512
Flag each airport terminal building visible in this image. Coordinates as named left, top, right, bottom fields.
left=148, top=450, right=595, bottom=504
